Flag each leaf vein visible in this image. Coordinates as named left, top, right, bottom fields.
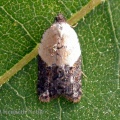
left=7, top=82, right=25, bottom=99
left=67, top=0, right=104, bottom=25
left=0, top=6, right=37, bottom=44
left=58, top=98, right=62, bottom=120
left=107, top=1, right=120, bottom=89
left=0, top=44, right=39, bottom=86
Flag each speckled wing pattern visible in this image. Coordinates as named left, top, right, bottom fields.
left=37, top=56, right=82, bottom=103
left=37, top=14, right=82, bottom=103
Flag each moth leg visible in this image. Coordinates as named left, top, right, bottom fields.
left=81, top=71, right=87, bottom=78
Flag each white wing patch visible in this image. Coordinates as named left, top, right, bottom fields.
left=38, top=22, right=81, bottom=67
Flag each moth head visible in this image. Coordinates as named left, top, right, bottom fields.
left=54, top=14, right=66, bottom=23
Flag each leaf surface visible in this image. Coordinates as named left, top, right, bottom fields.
left=0, top=0, right=119, bottom=119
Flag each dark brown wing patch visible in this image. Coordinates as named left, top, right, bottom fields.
left=37, top=55, right=82, bottom=103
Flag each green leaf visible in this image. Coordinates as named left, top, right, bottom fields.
left=0, top=0, right=119, bottom=120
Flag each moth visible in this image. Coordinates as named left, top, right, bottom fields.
left=37, top=14, right=82, bottom=103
